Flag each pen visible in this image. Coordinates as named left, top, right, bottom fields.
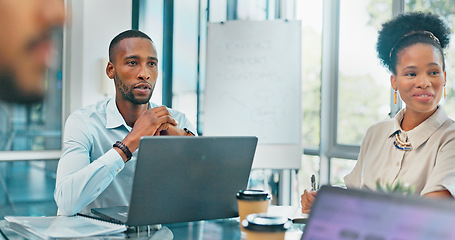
left=311, top=174, right=316, bottom=191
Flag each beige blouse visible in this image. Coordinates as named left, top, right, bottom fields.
left=344, top=106, right=455, bottom=196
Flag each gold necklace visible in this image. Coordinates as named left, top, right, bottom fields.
left=394, top=133, right=412, bottom=151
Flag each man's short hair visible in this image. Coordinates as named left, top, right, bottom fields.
left=109, top=29, right=153, bottom=62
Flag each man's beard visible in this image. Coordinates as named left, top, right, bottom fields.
left=0, top=68, right=44, bottom=104
left=115, top=73, right=153, bottom=105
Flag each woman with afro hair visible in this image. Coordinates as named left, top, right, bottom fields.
left=302, top=12, right=455, bottom=213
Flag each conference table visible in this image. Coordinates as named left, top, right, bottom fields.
left=0, top=217, right=305, bottom=239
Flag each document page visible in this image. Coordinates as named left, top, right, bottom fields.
left=5, top=215, right=126, bottom=239
left=267, top=205, right=309, bottom=223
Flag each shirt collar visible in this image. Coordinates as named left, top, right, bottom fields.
left=105, top=97, right=161, bottom=131
left=106, top=97, right=131, bottom=131
left=388, top=106, right=448, bottom=149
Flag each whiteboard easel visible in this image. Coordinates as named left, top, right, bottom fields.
left=204, top=20, right=302, bottom=169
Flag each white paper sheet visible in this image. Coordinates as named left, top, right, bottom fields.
left=5, top=215, right=126, bottom=239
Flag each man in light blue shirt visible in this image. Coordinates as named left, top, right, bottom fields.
left=54, top=30, right=196, bottom=215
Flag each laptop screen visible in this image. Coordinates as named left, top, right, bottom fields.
left=301, top=186, right=455, bottom=240
left=94, top=136, right=258, bottom=226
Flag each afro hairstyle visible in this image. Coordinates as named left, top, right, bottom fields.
left=376, top=12, right=451, bottom=74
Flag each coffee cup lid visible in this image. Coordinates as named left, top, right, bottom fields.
left=242, top=214, right=291, bottom=232
left=236, top=189, right=271, bottom=201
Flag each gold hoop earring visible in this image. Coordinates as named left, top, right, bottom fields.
left=394, top=90, right=397, bottom=104
left=444, top=86, right=446, bottom=99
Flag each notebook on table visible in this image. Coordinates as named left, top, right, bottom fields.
left=267, top=205, right=309, bottom=224
left=301, top=185, right=455, bottom=240
left=4, top=215, right=126, bottom=239
left=91, top=136, right=258, bottom=226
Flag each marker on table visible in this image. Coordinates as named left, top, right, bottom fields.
left=311, top=174, right=317, bottom=191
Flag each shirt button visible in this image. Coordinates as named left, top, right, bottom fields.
left=396, top=162, right=399, bottom=166
left=117, top=168, right=122, bottom=173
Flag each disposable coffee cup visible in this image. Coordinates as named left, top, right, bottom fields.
left=242, top=213, right=291, bottom=240
left=236, top=189, right=271, bottom=230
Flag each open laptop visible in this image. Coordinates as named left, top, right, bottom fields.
left=91, top=136, right=258, bottom=226
left=301, top=185, right=455, bottom=240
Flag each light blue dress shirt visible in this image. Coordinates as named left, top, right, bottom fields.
left=54, top=97, right=195, bottom=215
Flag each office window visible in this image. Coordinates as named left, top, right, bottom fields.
left=140, top=0, right=200, bottom=128
left=405, top=0, right=455, bottom=119
left=330, top=158, right=356, bottom=186
left=294, top=0, right=322, bottom=195
left=237, top=0, right=268, bottom=20
left=172, top=0, right=200, bottom=127
left=337, top=0, right=391, bottom=146
left=297, top=0, right=322, bottom=150
left=138, top=1, right=164, bottom=106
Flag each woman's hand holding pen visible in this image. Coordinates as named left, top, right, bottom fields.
left=301, top=174, right=318, bottom=214
left=300, top=189, right=317, bottom=214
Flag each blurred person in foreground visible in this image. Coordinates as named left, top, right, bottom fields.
left=302, top=12, right=455, bottom=213
left=0, top=0, right=65, bottom=103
